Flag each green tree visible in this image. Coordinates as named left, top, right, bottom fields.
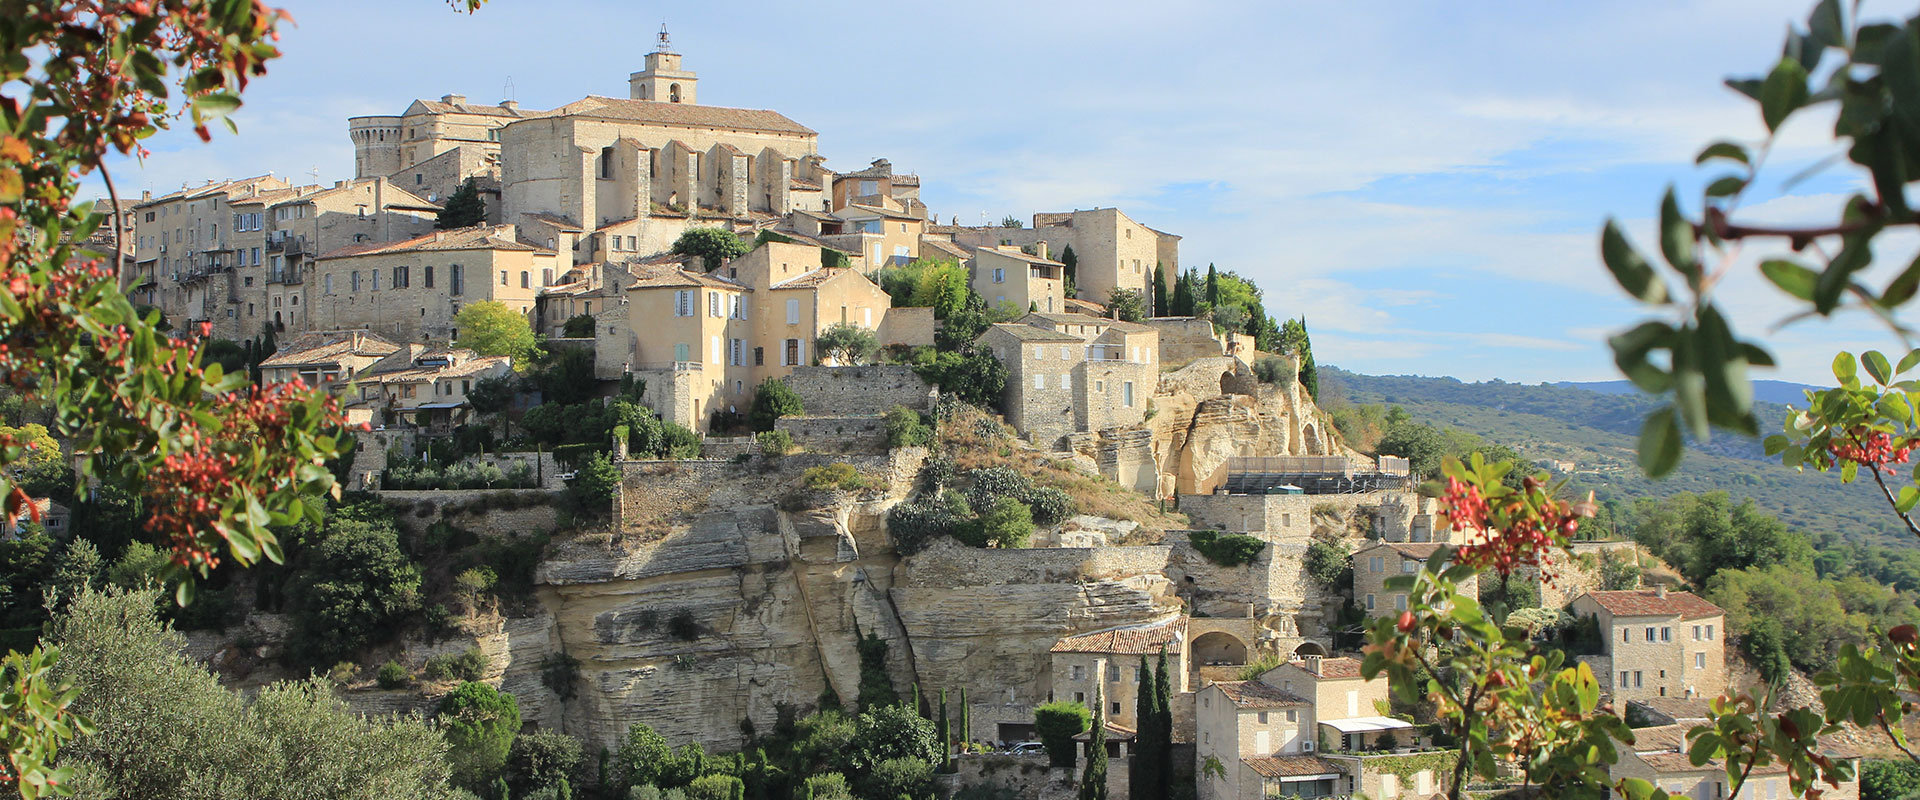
left=935, top=293, right=991, bottom=350
left=561, top=314, right=596, bottom=339
left=911, top=349, right=1005, bottom=410
left=749, top=378, right=805, bottom=432
left=1204, top=264, right=1218, bottom=307
left=1061, top=245, right=1079, bottom=298
left=437, top=177, right=488, bottom=229
left=469, top=374, right=518, bottom=417
left=1151, top=651, right=1171, bottom=795
left=850, top=703, right=940, bottom=773
left=569, top=452, right=621, bottom=516
left=1170, top=268, right=1195, bottom=317
left=908, top=261, right=970, bottom=320
left=1304, top=538, right=1352, bottom=592
left=860, top=758, right=930, bottom=800
left=856, top=628, right=899, bottom=711
left=440, top=681, right=522, bottom=790
left=1129, top=656, right=1159, bottom=800
left=285, top=515, right=423, bottom=668
left=1151, top=264, right=1169, bottom=317
left=936, top=688, right=952, bottom=773
left=999, top=216, right=1023, bottom=229
left=617, top=723, right=673, bottom=791
left=1079, top=688, right=1107, bottom=800
left=1106, top=288, right=1146, bottom=323
left=1375, top=420, right=1449, bottom=480
left=1860, top=759, right=1920, bottom=800
left=672, top=228, right=751, bottom=272
left=511, top=730, right=585, bottom=794
left=455, top=301, right=542, bottom=367
left=978, top=497, right=1034, bottom=548
left=816, top=323, right=879, bottom=366
left=1278, top=317, right=1317, bottom=399
left=1034, top=701, right=1089, bottom=769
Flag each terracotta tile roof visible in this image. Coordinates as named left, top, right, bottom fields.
left=790, top=178, right=822, bottom=190
left=136, top=174, right=287, bottom=207
left=981, top=323, right=1082, bottom=344
left=772, top=267, right=852, bottom=290
left=522, top=212, right=583, bottom=231
left=1072, top=721, right=1137, bottom=741
left=890, top=174, right=921, bottom=188
left=366, top=352, right=512, bottom=383
left=1051, top=617, right=1184, bottom=655
left=1583, top=589, right=1724, bottom=620
left=406, top=99, right=534, bottom=118
left=1024, top=312, right=1109, bottom=326
left=843, top=203, right=923, bottom=222
left=1631, top=697, right=1713, bottom=721
left=539, top=96, right=816, bottom=136
left=920, top=239, right=971, bottom=260
left=1064, top=297, right=1106, bottom=315
left=260, top=330, right=401, bottom=368
left=1213, top=681, right=1311, bottom=709
left=1243, top=756, right=1347, bottom=779
left=629, top=266, right=748, bottom=291
left=1296, top=656, right=1363, bottom=679
left=317, top=225, right=548, bottom=259
left=1628, top=725, right=1689, bottom=753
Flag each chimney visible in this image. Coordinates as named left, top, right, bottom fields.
left=1655, top=585, right=1668, bottom=599
left=1036, top=241, right=1049, bottom=260
left=442, top=93, right=466, bottom=106
left=334, top=180, right=346, bottom=189
left=499, top=100, right=518, bottom=112
left=1305, top=655, right=1323, bottom=675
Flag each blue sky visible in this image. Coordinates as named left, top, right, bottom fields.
left=101, top=0, right=1915, bottom=384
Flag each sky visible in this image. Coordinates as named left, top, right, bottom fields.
left=99, top=0, right=1919, bottom=385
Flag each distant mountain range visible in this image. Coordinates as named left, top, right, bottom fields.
left=1320, top=367, right=1903, bottom=547
left=1556, top=379, right=1821, bottom=406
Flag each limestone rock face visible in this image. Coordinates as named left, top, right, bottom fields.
left=1144, top=359, right=1359, bottom=495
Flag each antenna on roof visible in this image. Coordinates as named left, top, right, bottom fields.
left=504, top=75, right=515, bottom=102
left=656, top=23, right=674, bottom=53
left=307, top=165, right=320, bottom=182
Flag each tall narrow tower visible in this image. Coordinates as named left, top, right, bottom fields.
left=628, top=25, right=698, bottom=104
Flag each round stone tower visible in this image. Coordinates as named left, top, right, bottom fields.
left=347, top=115, right=403, bottom=178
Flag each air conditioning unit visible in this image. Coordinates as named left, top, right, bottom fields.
left=1301, top=741, right=1314, bottom=752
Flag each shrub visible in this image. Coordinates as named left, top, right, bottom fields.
left=425, top=647, right=489, bottom=682
left=1303, top=538, right=1352, bottom=591
left=616, top=723, right=672, bottom=789
left=1252, top=356, right=1292, bottom=385
left=917, top=454, right=956, bottom=491
left=757, top=430, right=794, bottom=456
left=1861, top=759, right=1920, bottom=800
left=511, top=729, right=585, bottom=795
left=542, top=652, right=581, bottom=701
left=455, top=566, right=498, bottom=610
left=377, top=660, right=409, bottom=689
left=286, top=516, right=423, bottom=669
left=1188, top=531, right=1266, bottom=567
left=327, top=661, right=360, bottom=685
left=1034, top=701, right=1091, bottom=768
left=886, top=491, right=971, bottom=554
left=884, top=406, right=933, bottom=449
left=688, top=774, right=745, bottom=800
left=439, top=681, right=522, bottom=790
left=802, top=463, right=869, bottom=492
left=964, top=466, right=1032, bottom=513
left=859, top=758, right=931, bottom=800
left=749, top=378, right=805, bottom=432
left=850, top=702, right=941, bottom=769
left=804, top=773, right=854, bottom=800
left=668, top=608, right=700, bottom=641
left=562, top=314, right=596, bottom=339
left=1022, top=486, right=1074, bottom=527
left=660, top=421, right=703, bottom=459
left=569, top=452, right=623, bottom=515
left=978, top=497, right=1034, bottom=549
left=816, top=323, right=879, bottom=366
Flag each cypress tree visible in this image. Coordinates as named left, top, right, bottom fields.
left=494, top=777, right=511, bottom=800
left=911, top=681, right=923, bottom=718
left=1171, top=269, right=1194, bottom=317
left=437, top=177, right=488, bottom=229
left=1080, top=685, right=1108, bottom=800
left=1153, top=651, right=1173, bottom=800
left=1205, top=263, right=1219, bottom=307
left=938, top=688, right=952, bottom=773
left=1131, top=655, right=1157, bottom=800
left=1060, top=245, right=1078, bottom=297
left=1152, top=264, right=1169, bottom=317
left=960, top=687, right=970, bottom=755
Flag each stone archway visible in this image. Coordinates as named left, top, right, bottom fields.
left=1301, top=422, right=1323, bottom=454
left=1293, top=641, right=1328, bottom=658
left=1219, top=371, right=1235, bottom=395
left=1192, top=631, right=1249, bottom=667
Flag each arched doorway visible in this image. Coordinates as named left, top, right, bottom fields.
left=1301, top=423, right=1322, bottom=454
left=1192, top=631, right=1249, bottom=667
left=1293, top=641, right=1328, bottom=658
left=1219, top=371, right=1235, bottom=395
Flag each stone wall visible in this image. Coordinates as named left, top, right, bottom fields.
left=1146, top=318, right=1229, bottom=366
left=784, top=365, right=934, bottom=415
left=949, top=756, right=1075, bottom=800
left=1090, top=428, right=1160, bottom=497
left=775, top=415, right=890, bottom=454
left=1519, top=541, right=1640, bottom=608
left=898, top=539, right=1174, bottom=588
left=375, top=489, right=562, bottom=536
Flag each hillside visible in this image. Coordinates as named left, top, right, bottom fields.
left=1320, top=367, right=1909, bottom=547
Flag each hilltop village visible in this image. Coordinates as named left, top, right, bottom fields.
left=71, top=30, right=1847, bottom=800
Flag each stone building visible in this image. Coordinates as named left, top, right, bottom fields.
left=825, top=199, right=926, bottom=268
left=969, top=244, right=1065, bottom=315
left=309, top=224, right=557, bottom=343
left=1195, top=656, right=1429, bottom=800
left=1351, top=542, right=1477, bottom=620
left=947, top=208, right=1179, bottom=309
left=349, top=345, right=513, bottom=432
left=976, top=313, right=1159, bottom=450
left=1569, top=588, right=1726, bottom=703
left=350, top=93, right=533, bottom=207
left=600, top=240, right=894, bottom=432
left=1048, top=616, right=1188, bottom=733
left=258, top=329, right=402, bottom=394
left=1610, top=725, right=1860, bottom=800
left=131, top=174, right=289, bottom=338
left=830, top=158, right=923, bottom=217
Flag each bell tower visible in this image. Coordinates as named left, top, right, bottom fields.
left=629, top=25, right=698, bottom=104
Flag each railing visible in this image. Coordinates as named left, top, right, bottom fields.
left=628, top=361, right=704, bottom=372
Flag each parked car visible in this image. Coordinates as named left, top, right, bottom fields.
left=1007, top=741, right=1046, bottom=756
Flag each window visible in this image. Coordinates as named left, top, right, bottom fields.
left=1095, top=379, right=1105, bottom=393
left=350, top=271, right=361, bottom=292
left=1365, top=594, right=1376, bottom=611
left=992, top=268, right=1005, bottom=283
left=1123, top=381, right=1135, bottom=406
left=674, top=343, right=690, bottom=362
left=1257, top=712, right=1268, bottom=724
left=1369, top=556, right=1384, bottom=573
left=784, top=339, right=800, bottom=366
left=1071, top=665, right=1084, bottom=680
left=1254, top=730, right=1268, bottom=753
left=1034, top=374, right=1045, bottom=390
left=424, top=265, right=434, bottom=288
left=1661, top=627, right=1672, bottom=642
left=500, top=270, right=508, bottom=286
left=1110, top=702, right=1120, bottom=716
left=1696, top=652, right=1706, bottom=669
left=786, top=299, right=799, bottom=324
left=1706, top=624, right=1715, bottom=640
left=1693, top=625, right=1701, bottom=640
left=1285, top=710, right=1295, bottom=722
left=1623, top=629, right=1631, bottom=643
left=371, top=270, right=380, bottom=291
left=393, top=266, right=408, bottom=288
left=711, top=336, right=722, bottom=364
left=599, top=146, right=614, bottom=179
left=754, top=347, right=764, bottom=366
left=710, top=292, right=721, bottom=317
left=1107, top=665, right=1119, bottom=682
left=1646, top=627, right=1656, bottom=642
left=450, top=264, right=464, bottom=295
left=676, top=290, right=694, bottom=316
left=1633, top=671, right=1644, bottom=688
left=1402, top=560, right=1418, bottom=573
left=324, top=274, right=333, bottom=294
left=1395, top=594, right=1408, bottom=611
left=521, top=272, right=530, bottom=289
left=730, top=339, right=743, bottom=366
left=1619, top=671, right=1629, bottom=687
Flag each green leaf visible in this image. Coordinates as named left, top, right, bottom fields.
left=1898, top=486, right=1919, bottom=514
left=1865, top=350, right=1894, bottom=385
left=1601, top=220, right=1669, bottom=304
left=1695, top=141, right=1750, bottom=166
left=1882, top=252, right=1920, bottom=308
left=1659, top=187, right=1698, bottom=278
left=1835, top=351, right=1858, bottom=384
left=1640, top=407, right=1684, bottom=477
left=1898, top=348, right=1920, bottom=376
left=1760, top=259, right=1818, bottom=301
left=1704, top=176, right=1747, bottom=198
left=1760, top=57, right=1811, bottom=131
left=1763, top=434, right=1790, bottom=456
left=193, top=91, right=242, bottom=119
left=1808, top=0, right=1845, bottom=50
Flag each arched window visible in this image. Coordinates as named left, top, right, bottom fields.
left=521, top=271, right=530, bottom=289
left=669, top=83, right=681, bottom=103
left=638, top=85, right=649, bottom=100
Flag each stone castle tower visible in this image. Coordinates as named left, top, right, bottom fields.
left=628, top=26, right=698, bottom=104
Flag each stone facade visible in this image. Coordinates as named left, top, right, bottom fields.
left=970, top=244, right=1066, bottom=315
left=978, top=314, right=1159, bottom=450
left=949, top=208, right=1179, bottom=310
left=774, top=415, right=889, bottom=454
left=1351, top=542, right=1477, bottom=619
left=1570, top=589, right=1727, bottom=703
left=309, top=224, right=556, bottom=343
